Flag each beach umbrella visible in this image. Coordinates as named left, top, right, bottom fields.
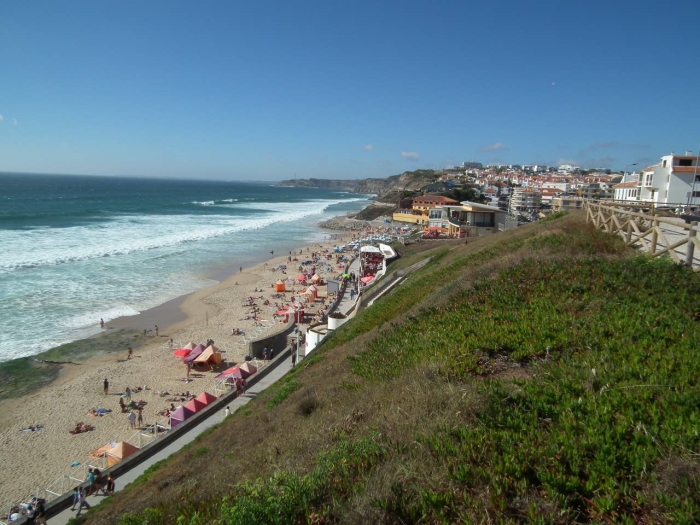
left=173, top=348, right=191, bottom=357
left=275, top=309, right=288, bottom=316
left=297, top=274, right=306, bottom=282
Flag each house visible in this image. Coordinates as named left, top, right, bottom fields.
left=429, top=202, right=515, bottom=237
left=551, top=195, right=586, bottom=212
left=613, top=181, right=640, bottom=201
left=638, top=153, right=700, bottom=204
left=393, top=195, right=459, bottom=225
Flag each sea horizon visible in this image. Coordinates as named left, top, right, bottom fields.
left=0, top=172, right=372, bottom=362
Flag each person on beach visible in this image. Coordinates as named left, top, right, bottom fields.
left=103, top=378, right=109, bottom=395
left=100, top=318, right=104, bottom=329
left=155, top=325, right=158, bottom=337
left=127, top=346, right=133, bottom=360
left=137, top=408, right=144, bottom=428
left=240, top=266, right=242, bottom=273
left=119, top=396, right=127, bottom=413
left=169, top=338, right=174, bottom=350
left=125, top=386, right=132, bottom=402
left=128, top=410, right=136, bottom=429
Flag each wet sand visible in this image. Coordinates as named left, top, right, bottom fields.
left=0, top=231, right=356, bottom=504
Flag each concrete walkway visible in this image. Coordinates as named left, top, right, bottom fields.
left=48, top=356, right=293, bottom=524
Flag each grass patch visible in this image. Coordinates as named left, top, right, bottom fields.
left=265, top=378, right=302, bottom=409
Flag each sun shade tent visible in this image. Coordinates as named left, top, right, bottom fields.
left=183, top=342, right=196, bottom=350
left=193, top=345, right=222, bottom=365
left=275, top=280, right=286, bottom=292
left=239, top=362, right=257, bottom=375
left=297, top=274, right=307, bottom=282
left=216, top=366, right=246, bottom=379
left=173, top=348, right=191, bottom=358
left=170, top=406, right=195, bottom=428
left=184, top=398, right=207, bottom=414
left=105, top=441, right=140, bottom=467
left=195, top=391, right=218, bottom=406
left=89, top=442, right=116, bottom=460
left=182, top=345, right=205, bottom=363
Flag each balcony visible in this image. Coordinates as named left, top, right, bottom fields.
left=448, top=217, right=466, bottom=227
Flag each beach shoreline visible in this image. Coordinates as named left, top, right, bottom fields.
left=0, top=224, right=357, bottom=504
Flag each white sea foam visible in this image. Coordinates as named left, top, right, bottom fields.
left=0, top=198, right=365, bottom=274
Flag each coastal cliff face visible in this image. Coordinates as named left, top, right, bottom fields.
left=278, top=170, right=439, bottom=200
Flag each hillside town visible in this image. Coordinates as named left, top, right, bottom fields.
left=387, top=152, right=700, bottom=236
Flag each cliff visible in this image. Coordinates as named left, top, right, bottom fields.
left=278, top=170, right=440, bottom=201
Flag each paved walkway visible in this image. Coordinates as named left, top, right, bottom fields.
left=48, top=356, right=293, bottom=524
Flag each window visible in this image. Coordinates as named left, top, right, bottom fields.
left=679, top=158, right=692, bottom=167
left=695, top=174, right=700, bottom=182
left=663, top=160, right=667, bottom=167
left=694, top=191, right=700, bottom=198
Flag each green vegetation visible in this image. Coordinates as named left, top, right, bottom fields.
left=81, top=214, right=700, bottom=524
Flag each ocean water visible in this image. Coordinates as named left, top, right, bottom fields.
left=0, top=173, right=371, bottom=361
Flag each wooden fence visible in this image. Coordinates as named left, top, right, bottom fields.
left=584, top=202, right=700, bottom=271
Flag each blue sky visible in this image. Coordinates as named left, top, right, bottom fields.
left=1, top=1, right=699, bottom=180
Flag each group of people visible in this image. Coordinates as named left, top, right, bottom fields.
left=69, top=470, right=115, bottom=515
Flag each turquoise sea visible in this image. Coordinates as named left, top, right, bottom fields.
left=0, top=173, right=371, bottom=361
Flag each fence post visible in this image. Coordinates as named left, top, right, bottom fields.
left=625, top=220, right=632, bottom=244
left=651, top=219, right=658, bottom=254
left=686, top=228, right=697, bottom=267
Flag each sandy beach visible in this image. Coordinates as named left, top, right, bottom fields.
left=0, top=231, right=357, bottom=505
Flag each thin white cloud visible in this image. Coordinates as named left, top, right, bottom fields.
left=362, top=144, right=374, bottom=151
left=401, top=151, right=420, bottom=162
left=13, top=118, right=17, bottom=125
left=0, top=114, right=4, bottom=121
left=480, top=142, right=507, bottom=152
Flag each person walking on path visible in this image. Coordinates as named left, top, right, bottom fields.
left=76, top=486, right=90, bottom=515
left=70, top=487, right=79, bottom=511
left=103, top=378, right=109, bottom=395
left=291, top=351, right=297, bottom=367
left=225, top=406, right=230, bottom=417
left=34, top=498, right=47, bottom=524
left=128, top=410, right=136, bottom=429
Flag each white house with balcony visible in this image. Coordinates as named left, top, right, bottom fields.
left=638, top=153, right=700, bottom=204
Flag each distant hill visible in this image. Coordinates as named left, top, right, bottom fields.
left=279, top=169, right=441, bottom=202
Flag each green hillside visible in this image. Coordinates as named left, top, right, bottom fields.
left=77, top=212, right=700, bottom=525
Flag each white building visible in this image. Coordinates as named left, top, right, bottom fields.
left=639, top=153, right=700, bottom=204
left=558, top=164, right=580, bottom=175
